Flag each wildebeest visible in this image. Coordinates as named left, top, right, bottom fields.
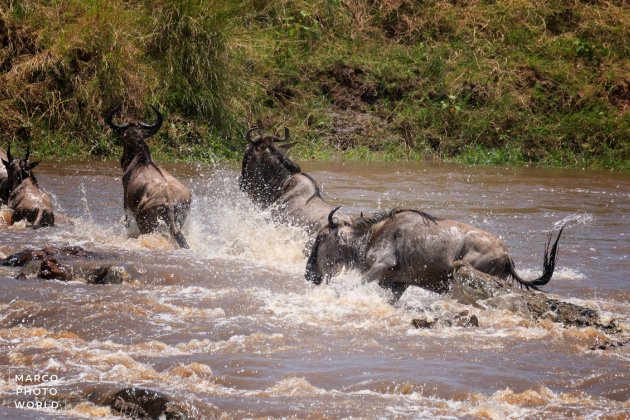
left=1, top=145, right=54, bottom=228
left=106, top=106, right=191, bottom=248
left=0, top=147, right=9, bottom=203
left=240, top=125, right=347, bottom=233
left=305, top=208, right=565, bottom=300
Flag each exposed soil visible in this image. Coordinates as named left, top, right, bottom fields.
left=316, top=62, right=409, bottom=111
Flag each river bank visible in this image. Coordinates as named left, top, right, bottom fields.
left=1, top=1, right=628, bottom=169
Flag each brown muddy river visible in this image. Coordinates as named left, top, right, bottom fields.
left=0, top=160, right=629, bottom=418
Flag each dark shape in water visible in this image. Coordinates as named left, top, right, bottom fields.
left=412, top=310, right=479, bottom=329
left=2, top=246, right=98, bottom=267
left=86, top=265, right=130, bottom=285
left=39, top=257, right=73, bottom=281
left=451, top=261, right=619, bottom=331
left=110, top=387, right=187, bottom=419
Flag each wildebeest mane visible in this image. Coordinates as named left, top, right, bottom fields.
left=240, top=136, right=325, bottom=205
left=122, top=141, right=160, bottom=170
left=353, top=208, right=439, bottom=231
left=267, top=144, right=325, bottom=204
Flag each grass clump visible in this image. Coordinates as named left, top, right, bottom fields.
left=147, top=0, right=241, bottom=129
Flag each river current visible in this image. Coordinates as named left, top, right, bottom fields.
left=0, top=160, right=628, bottom=418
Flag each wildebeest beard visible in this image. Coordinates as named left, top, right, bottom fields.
left=306, top=228, right=369, bottom=284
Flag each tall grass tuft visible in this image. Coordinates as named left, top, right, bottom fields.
left=0, top=0, right=152, bottom=152
left=148, top=0, right=243, bottom=131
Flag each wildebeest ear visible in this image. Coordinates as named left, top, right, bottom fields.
left=1, top=159, right=9, bottom=169
left=278, top=142, right=297, bottom=151
left=25, top=161, right=40, bottom=171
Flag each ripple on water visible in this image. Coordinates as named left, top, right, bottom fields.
left=1, top=163, right=629, bottom=418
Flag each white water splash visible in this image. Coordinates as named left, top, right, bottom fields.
left=553, top=213, right=593, bottom=230
left=517, top=267, right=586, bottom=281
left=184, top=170, right=309, bottom=272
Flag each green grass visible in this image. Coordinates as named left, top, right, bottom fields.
left=0, top=0, right=628, bottom=169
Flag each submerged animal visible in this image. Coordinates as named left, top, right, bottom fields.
left=305, top=208, right=565, bottom=300
left=240, top=125, right=347, bottom=234
left=0, top=147, right=8, bottom=203
left=1, top=145, right=54, bottom=228
left=106, top=105, right=191, bottom=248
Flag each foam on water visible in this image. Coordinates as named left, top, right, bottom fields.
left=516, top=266, right=586, bottom=281
left=554, top=212, right=594, bottom=230
left=1, top=163, right=629, bottom=418
left=42, top=171, right=310, bottom=270
left=184, top=172, right=308, bottom=272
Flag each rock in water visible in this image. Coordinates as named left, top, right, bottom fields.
left=450, top=261, right=618, bottom=330
left=2, top=246, right=98, bottom=267
left=3, top=245, right=131, bottom=285
left=412, top=310, right=479, bottom=329
left=38, top=257, right=73, bottom=281
left=86, top=265, right=131, bottom=285
left=110, top=388, right=187, bottom=419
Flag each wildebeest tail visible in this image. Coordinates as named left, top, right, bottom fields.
left=507, top=223, right=566, bottom=291
left=167, top=205, right=189, bottom=249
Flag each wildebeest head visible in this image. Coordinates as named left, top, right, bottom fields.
left=240, top=125, right=299, bottom=206
left=305, top=206, right=355, bottom=285
left=1, top=144, right=40, bottom=193
left=106, top=106, right=163, bottom=168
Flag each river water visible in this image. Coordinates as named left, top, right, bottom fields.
left=0, top=160, right=628, bottom=418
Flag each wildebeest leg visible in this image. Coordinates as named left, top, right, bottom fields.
left=166, top=205, right=189, bottom=249
left=136, top=210, right=159, bottom=235
left=382, top=282, right=409, bottom=304
left=391, top=283, right=408, bottom=301
left=363, top=251, right=397, bottom=285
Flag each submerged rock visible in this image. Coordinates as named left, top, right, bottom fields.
left=109, top=388, right=187, bottom=419
left=5, top=245, right=131, bottom=285
left=39, top=257, right=74, bottom=281
left=450, top=261, right=618, bottom=331
left=86, top=265, right=131, bottom=285
left=589, top=340, right=627, bottom=351
left=2, top=246, right=98, bottom=267
left=412, top=310, right=479, bottom=329
left=75, top=384, right=190, bottom=419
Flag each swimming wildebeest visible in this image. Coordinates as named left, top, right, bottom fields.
left=106, top=105, right=191, bottom=248
left=240, top=125, right=346, bottom=234
left=305, top=208, right=565, bottom=300
left=1, top=145, right=54, bottom=228
left=0, top=147, right=8, bottom=203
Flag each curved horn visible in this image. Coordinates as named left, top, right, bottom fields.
left=139, top=105, right=163, bottom=135
left=328, top=206, right=341, bottom=228
left=245, top=127, right=259, bottom=143
left=105, top=106, right=129, bottom=131
left=24, top=145, right=30, bottom=162
left=6, top=143, right=12, bottom=162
